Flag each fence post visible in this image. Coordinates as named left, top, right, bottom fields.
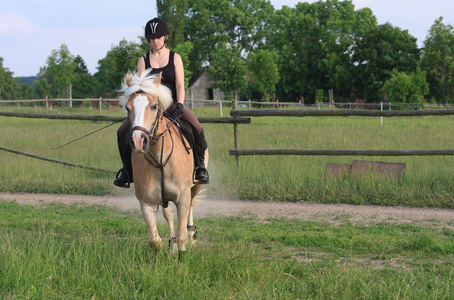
left=233, top=93, right=240, bottom=166
left=46, top=95, right=49, bottom=115
left=99, top=97, right=102, bottom=114
left=219, top=99, right=223, bottom=117
left=381, top=102, right=383, bottom=126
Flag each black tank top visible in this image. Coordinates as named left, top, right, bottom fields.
left=143, top=50, right=177, bottom=103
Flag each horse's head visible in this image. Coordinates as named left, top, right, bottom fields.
left=119, top=70, right=173, bottom=153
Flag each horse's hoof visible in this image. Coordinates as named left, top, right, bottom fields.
left=149, top=239, right=163, bottom=251
left=169, top=237, right=178, bottom=255
left=178, top=250, right=185, bottom=262
left=187, top=225, right=197, bottom=239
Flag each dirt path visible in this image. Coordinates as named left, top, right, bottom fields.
left=1, top=192, right=453, bottom=230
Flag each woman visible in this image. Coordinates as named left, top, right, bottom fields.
left=114, top=18, right=209, bottom=188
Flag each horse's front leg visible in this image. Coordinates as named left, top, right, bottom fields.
left=140, top=202, right=163, bottom=250
left=176, top=190, right=191, bottom=253
left=161, top=204, right=177, bottom=253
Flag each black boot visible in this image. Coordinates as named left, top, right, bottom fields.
left=113, top=126, right=133, bottom=188
left=194, top=130, right=209, bottom=184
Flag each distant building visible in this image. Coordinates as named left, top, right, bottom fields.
left=186, top=71, right=224, bottom=104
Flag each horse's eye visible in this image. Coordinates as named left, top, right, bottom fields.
left=150, top=103, right=158, bottom=110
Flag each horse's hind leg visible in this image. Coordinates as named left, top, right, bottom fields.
left=140, top=202, right=163, bottom=250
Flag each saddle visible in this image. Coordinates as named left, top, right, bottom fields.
left=164, top=111, right=200, bottom=157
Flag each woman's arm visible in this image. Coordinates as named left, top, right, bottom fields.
left=137, top=56, right=145, bottom=76
left=174, top=53, right=185, bottom=104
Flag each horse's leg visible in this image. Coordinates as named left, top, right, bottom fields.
left=176, top=190, right=191, bottom=253
left=140, top=202, right=163, bottom=250
left=161, top=205, right=177, bottom=253
left=187, top=184, right=201, bottom=244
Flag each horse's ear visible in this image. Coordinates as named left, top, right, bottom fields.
left=153, top=72, right=162, bottom=85
left=126, top=74, right=133, bottom=87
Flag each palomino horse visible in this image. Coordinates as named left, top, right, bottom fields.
left=118, top=70, right=206, bottom=254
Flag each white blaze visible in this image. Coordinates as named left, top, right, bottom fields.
left=133, top=95, right=149, bottom=128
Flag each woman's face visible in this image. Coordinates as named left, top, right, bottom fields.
left=149, top=35, right=167, bottom=50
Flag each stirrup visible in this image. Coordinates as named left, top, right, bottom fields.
left=113, top=168, right=131, bottom=188
left=194, top=167, right=209, bottom=184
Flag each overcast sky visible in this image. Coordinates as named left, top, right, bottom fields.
left=1, top=0, right=452, bottom=77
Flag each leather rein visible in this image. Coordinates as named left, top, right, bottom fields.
left=130, top=102, right=176, bottom=209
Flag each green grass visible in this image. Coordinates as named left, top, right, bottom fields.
left=0, top=106, right=453, bottom=207
left=1, top=201, right=453, bottom=299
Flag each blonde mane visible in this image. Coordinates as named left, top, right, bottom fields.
left=118, top=69, right=173, bottom=111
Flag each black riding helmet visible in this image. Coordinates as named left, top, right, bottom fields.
left=145, top=18, right=169, bottom=39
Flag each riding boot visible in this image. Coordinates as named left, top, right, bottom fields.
left=194, top=130, right=209, bottom=184
left=113, top=126, right=133, bottom=188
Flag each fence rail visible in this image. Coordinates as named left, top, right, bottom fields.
left=229, top=149, right=454, bottom=157
left=228, top=108, right=454, bottom=162
left=230, top=109, right=454, bottom=118
left=0, top=111, right=251, bottom=124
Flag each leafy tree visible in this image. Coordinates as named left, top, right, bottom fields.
left=172, top=41, right=193, bottom=89
left=247, top=49, right=279, bottom=101
left=0, top=57, right=34, bottom=100
left=266, top=0, right=376, bottom=102
left=74, top=55, right=89, bottom=75
left=95, top=39, right=142, bottom=97
left=383, top=67, right=429, bottom=105
left=33, top=77, right=52, bottom=99
left=352, top=23, right=420, bottom=102
left=72, top=73, right=97, bottom=99
left=208, top=45, right=248, bottom=99
left=0, top=57, right=17, bottom=99
left=421, top=17, right=454, bottom=106
left=157, top=0, right=187, bottom=48
left=37, top=44, right=76, bottom=98
left=185, top=0, right=274, bottom=82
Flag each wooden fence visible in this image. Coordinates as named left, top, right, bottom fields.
left=228, top=109, right=454, bottom=163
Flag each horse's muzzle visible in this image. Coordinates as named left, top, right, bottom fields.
left=131, top=130, right=150, bottom=153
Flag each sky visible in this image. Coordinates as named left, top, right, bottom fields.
left=1, top=0, right=453, bottom=77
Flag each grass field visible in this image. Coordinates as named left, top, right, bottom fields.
left=0, top=105, right=453, bottom=207
left=1, top=201, right=453, bottom=299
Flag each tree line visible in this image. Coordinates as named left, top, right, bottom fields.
left=1, top=0, right=454, bottom=106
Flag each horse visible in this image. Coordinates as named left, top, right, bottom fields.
left=118, top=69, right=206, bottom=254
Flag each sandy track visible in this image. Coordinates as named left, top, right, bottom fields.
left=1, top=192, right=453, bottom=230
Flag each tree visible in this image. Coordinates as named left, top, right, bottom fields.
left=266, top=0, right=377, bottom=102
left=352, top=23, right=420, bottom=102
left=37, top=44, right=76, bottom=98
left=421, top=17, right=454, bottom=106
left=72, top=73, right=97, bottom=99
left=33, top=77, right=51, bottom=99
left=208, top=45, right=248, bottom=99
left=383, top=67, right=429, bottom=105
left=185, top=0, right=274, bottom=82
left=0, top=57, right=34, bottom=100
left=0, top=57, right=17, bottom=99
left=74, top=55, right=89, bottom=75
left=172, top=41, right=194, bottom=89
left=95, top=39, right=142, bottom=97
left=247, top=49, right=279, bottom=101
left=157, top=0, right=187, bottom=48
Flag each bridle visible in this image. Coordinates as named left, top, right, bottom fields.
left=130, top=97, right=176, bottom=208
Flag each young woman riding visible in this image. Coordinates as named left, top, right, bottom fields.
left=114, top=18, right=209, bottom=187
